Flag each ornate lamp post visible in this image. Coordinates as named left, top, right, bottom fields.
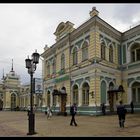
left=25, top=50, right=40, bottom=135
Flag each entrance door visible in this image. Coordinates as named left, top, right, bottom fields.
left=109, top=93, right=114, bottom=112
left=60, top=95, right=66, bottom=113
left=108, top=82, right=115, bottom=112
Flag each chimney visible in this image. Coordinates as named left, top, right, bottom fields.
left=89, top=7, right=99, bottom=17
left=44, top=44, right=49, bottom=51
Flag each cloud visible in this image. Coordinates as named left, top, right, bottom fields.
left=112, top=4, right=140, bottom=25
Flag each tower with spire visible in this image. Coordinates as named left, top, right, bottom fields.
left=1, top=59, right=21, bottom=110
left=9, top=59, right=15, bottom=76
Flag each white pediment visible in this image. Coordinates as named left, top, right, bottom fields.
left=54, top=21, right=75, bottom=41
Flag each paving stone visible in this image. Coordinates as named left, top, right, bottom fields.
left=0, top=111, right=139, bottom=137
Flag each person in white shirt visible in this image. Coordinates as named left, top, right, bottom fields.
left=47, top=106, right=52, bottom=119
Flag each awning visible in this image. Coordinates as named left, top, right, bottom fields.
left=52, top=89, right=67, bottom=96
left=107, top=85, right=125, bottom=94
left=107, top=89, right=124, bottom=94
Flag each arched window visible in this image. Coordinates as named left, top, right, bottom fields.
left=52, top=59, right=56, bottom=74
left=82, top=82, right=89, bottom=106
left=101, top=81, right=107, bottom=104
left=72, top=47, right=78, bottom=65
left=73, top=85, right=78, bottom=105
left=47, top=62, right=50, bottom=75
left=82, top=41, right=88, bottom=61
left=11, top=93, right=16, bottom=110
left=131, top=82, right=140, bottom=103
left=131, top=43, right=140, bottom=62
left=101, top=41, right=106, bottom=60
left=109, top=82, right=114, bottom=90
left=109, top=45, right=113, bottom=63
left=61, top=53, right=65, bottom=70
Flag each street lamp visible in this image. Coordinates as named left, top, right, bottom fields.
left=25, top=50, right=40, bottom=135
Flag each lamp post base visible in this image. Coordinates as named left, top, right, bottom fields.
left=27, top=132, right=37, bottom=135
left=27, top=112, right=37, bottom=135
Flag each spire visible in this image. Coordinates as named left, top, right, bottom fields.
left=1, top=68, right=5, bottom=81
left=10, top=59, right=15, bottom=76
left=3, top=68, right=4, bottom=79
left=11, top=59, right=13, bottom=72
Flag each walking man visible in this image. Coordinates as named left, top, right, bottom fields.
left=117, top=101, right=127, bottom=128
left=70, top=103, right=77, bottom=126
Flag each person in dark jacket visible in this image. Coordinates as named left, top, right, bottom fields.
left=117, top=101, right=127, bottom=128
left=130, top=101, right=134, bottom=114
left=70, top=103, right=77, bottom=126
left=101, top=103, right=106, bottom=115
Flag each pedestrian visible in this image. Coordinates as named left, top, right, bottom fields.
left=101, top=103, right=106, bottom=115
left=116, top=101, right=127, bottom=128
left=70, top=103, right=77, bottom=126
left=45, top=106, right=47, bottom=115
left=130, top=101, right=134, bottom=114
left=33, top=104, right=37, bottom=113
left=47, top=105, right=52, bottom=119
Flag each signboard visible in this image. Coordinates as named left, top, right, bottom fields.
left=55, top=75, right=69, bottom=83
left=33, top=78, right=43, bottom=94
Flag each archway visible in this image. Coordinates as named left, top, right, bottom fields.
left=108, top=83, right=124, bottom=112
left=52, top=87, right=67, bottom=115
left=11, top=93, right=16, bottom=110
left=101, top=81, right=107, bottom=104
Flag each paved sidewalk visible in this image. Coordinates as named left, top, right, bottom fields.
left=0, top=111, right=140, bottom=137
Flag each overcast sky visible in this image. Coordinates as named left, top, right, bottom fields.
left=0, top=3, right=140, bottom=84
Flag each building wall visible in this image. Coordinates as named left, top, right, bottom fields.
left=41, top=7, right=140, bottom=115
